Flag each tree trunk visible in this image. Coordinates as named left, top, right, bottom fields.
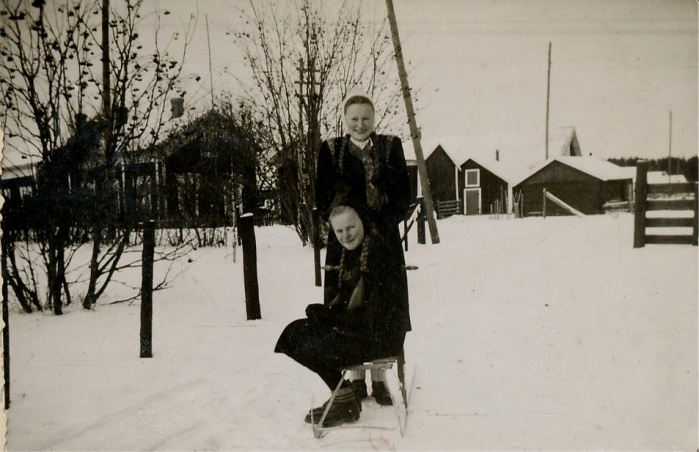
left=83, top=230, right=102, bottom=309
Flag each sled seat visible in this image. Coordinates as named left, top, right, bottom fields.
left=313, top=351, right=410, bottom=438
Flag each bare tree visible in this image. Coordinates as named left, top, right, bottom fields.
left=229, top=0, right=406, bottom=244
left=0, top=0, right=197, bottom=312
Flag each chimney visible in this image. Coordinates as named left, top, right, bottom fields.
left=170, top=97, right=184, bottom=119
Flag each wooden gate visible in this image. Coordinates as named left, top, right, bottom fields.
left=633, top=161, right=698, bottom=247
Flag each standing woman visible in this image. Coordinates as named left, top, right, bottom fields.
left=314, top=90, right=412, bottom=404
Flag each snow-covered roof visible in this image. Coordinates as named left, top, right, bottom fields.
left=0, top=161, right=36, bottom=180
left=514, top=156, right=632, bottom=186
left=545, top=126, right=582, bottom=157
left=406, top=126, right=582, bottom=168
left=647, top=171, right=688, bottom=184
left=620, top=166, right=637, bottom=180
left=600, top=168, right=688, bottom=184
left=557, top=156, right=630, bottom=180
left=461, top=156, right=529, bottom=183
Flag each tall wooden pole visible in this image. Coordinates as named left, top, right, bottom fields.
left=206, top=15, right=215, bottom=109
left=385, top=0, right=439, bottom=244
left=668, top=110, right=672, bottom=182
left=102, top=0, right=110, bottom=117
left=545, top=42, right=551, bottom=160
left=2, top=231, right=11, bottom=408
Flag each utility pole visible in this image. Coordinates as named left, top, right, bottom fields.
left=668, top=110, right=672, bottom=182
left=102, top=0, right=110, bottom=117
left=296, top=59, right=306, bottom=181
left=545, top=42, right=551, bottom=160
left=385, top=0, right=439, bottom=244
left=206, top=15, right=215, bottom=110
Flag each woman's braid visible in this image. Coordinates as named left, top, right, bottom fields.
left=337, top=229, right=371, bottom=288
left=359, top=232, right=371, bottom=274
left=337, top=135, right=348, bottom=174
left=337, top=247, right=347, bottom=287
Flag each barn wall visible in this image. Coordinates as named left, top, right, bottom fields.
left=515, top=162, right=606, bottom=216
left=518, top=181, right=602, bottom=216
left=407, top=164, right=419, bottom=202
left=426, top=147, right=457, bottom=202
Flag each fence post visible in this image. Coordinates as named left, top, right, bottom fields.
left=542, top=188, right=547, bottom=218
left=693, top=182, right=698, bottom=246
left=312, top=208, right=322, bottom=287
left=239, top=213, right=261, bottom=320
left=140, top=220, right=155, bottom=358
left=417, top=200, right=426, bottom=245
left=2, top=231, right=10, bottom=409
left=633, top=161, right=648, bottom=248
left=403, top=217, right=409, bottom=252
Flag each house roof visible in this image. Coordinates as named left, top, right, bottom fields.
left=0, top=160, right=36, bottom=181
left=425, top=144, right=457, bottom=166
left=406, top=126, right=582, bottom=168
left=514, top=156, right=631, bottom=186
left=581, top=167, right=688, bottom=184
left=647, top=171, right=688, bottom=184
left=461, top=157, right=528, bottom=183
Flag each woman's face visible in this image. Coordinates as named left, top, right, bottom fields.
left=330, top=208, right=365, bottom=251
left=343, top=103, right=375, bottom=142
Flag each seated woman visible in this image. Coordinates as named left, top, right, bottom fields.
left=274, top=194, right=410, bottom=427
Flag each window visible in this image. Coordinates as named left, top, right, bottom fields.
left=465, top=169, right=480, bottom=187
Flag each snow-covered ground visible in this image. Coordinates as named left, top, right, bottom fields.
left=4, top=212, right=698, bottom=451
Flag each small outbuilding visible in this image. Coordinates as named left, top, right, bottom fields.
left=459, top=152, right=523, bottom=215
left=513, top=157, right=633, bottom=216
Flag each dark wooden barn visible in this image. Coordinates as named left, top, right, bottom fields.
left=513, top=157, right=632, bottom=217
left=425, top=145, right=458, bottom=203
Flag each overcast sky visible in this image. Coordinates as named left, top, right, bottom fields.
left=159, top=0, right=696, bottom=162
left=5, top=0, right=693, bottom=165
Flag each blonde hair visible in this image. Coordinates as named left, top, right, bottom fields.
left=343, top=95, right=374, bottom=114
left=328, top=204, right=357, bottom=225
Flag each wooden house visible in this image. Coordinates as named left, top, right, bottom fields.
left=513, top=157, right=632, bottom=216
left=458, top=151, right=524, bottom=215
left=0, top=160, right=37, bottom=236
left=156, top=109, right=258, bottom=228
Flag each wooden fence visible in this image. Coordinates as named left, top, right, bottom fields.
left=633, top=161, right=698, bottom=247
left=436, top=200, right=460, bottom=219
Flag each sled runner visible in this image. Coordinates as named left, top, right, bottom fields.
left=311, top=353, right=417, bottom=439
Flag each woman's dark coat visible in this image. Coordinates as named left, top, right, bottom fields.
left=314, top=133, right=411, bottom=334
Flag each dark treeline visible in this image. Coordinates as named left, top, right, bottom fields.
left=608, top=156, right=698, bottom=182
